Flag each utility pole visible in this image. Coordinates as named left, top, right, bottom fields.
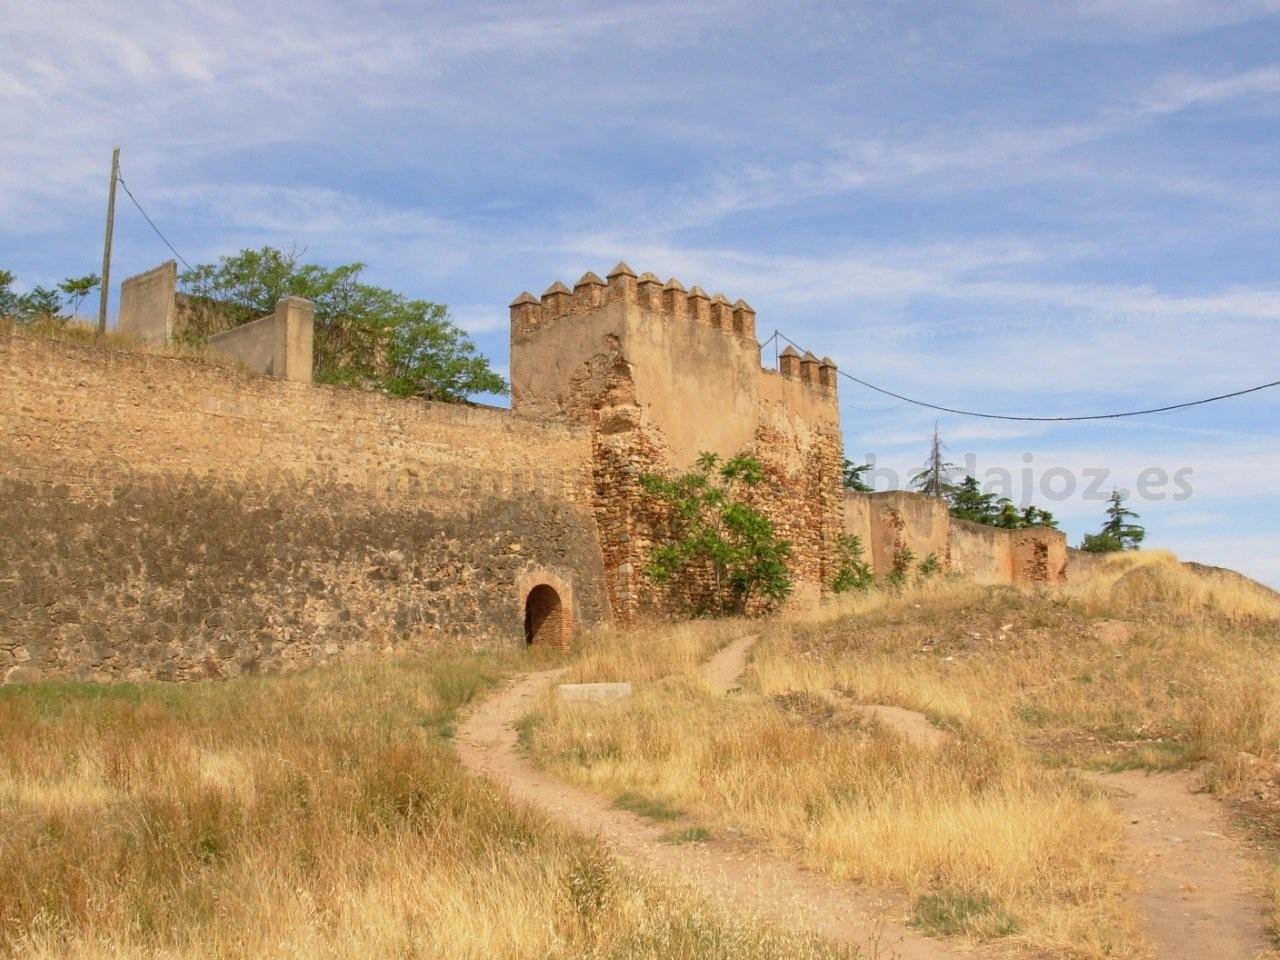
left=97, top=147, right=120, bottom=335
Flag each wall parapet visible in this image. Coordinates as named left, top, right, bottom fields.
left=844, top=489, right=1067, bottom=585
left=510, top=262, right=758, bottom=344
left=118, top=260, right=177, bottom=345
left=206, top=295, right=315, bottom=382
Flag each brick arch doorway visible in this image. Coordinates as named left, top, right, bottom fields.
left=524, top=584, right=565, bottom=647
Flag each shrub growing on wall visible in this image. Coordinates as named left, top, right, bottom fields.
left=831, top=534, right=874, bottom=593
left=640, top=453, right=792, bottom=616
left=178, top=247, right=507, bottom=402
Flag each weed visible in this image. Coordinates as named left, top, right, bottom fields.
left=613, top=791, right=684, bottom=821
left=661, top=826, right=714, bottom=844
left=911, top=890, right=1019, bottom=939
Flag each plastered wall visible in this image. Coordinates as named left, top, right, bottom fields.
left=117, top=260, right=177, bottom=346
left=0, top=330, right=608, bottom=682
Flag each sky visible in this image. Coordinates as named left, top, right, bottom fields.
left=2, top=0, right=1278, bottom=586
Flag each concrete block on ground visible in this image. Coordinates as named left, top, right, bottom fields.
left=557, top=681, right=632, bottom=704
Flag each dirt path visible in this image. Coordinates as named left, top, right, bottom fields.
left=457, top=664, right=969, bottom=960
left=701, top=633, right=760, bottom=694
left=1088, top=769, right=1273, bottom=960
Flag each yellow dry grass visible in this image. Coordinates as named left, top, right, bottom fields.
left=0, top=652, right=855, bottom=960
left=525, top=553, right=1280, bottom=959
left=3, top=315, right=239, bottom=367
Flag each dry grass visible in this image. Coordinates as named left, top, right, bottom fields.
left=524, top=553, right=1280, bottom=958
left=0, top=651, right=855, bottom=960
left=3, top=315, right=239, bottom=367
left=1268, top=859, right=1280, bottom=945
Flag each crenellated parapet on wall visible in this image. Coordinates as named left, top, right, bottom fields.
left=511, top=263, right=844, bottom=618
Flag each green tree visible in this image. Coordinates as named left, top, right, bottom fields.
left=947, top=475, right=1058, bottom=530
left=1093, top=489, right=1145, bottom=551
left=14, top=286, right=63, bottom=324
left=0, top=269, right=17, bottom=319
left=180, top=247, right=506, bottom=402
left=56, top=274, right=100, bottom=316
left=842, top=459, right=872, bottom=492
left=910, top=424, right=958, bottom=499
left=992, top=497, right=1024, bottom=529
left=1020, top=505, right=1059, bottom=529
left=949, top=475, right=996, bottom=524
left=641, top=452, right=792, bottom=616
left=1080, top=531, right=1123, bottom=553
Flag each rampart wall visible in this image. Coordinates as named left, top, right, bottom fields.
left=0, top=329, right=608, bottom=683
left=844, top=490, right=1067, bottom=584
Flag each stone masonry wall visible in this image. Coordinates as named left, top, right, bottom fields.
left=511, top=264, right=844, bottom=619
left=844, top=489, right=1067, bottom=584
left=0, top=330, right=609, bottom=682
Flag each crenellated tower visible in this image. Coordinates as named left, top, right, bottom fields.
left=510, top=262, right=844, bottom=620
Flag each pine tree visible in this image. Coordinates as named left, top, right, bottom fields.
left=1020, top=505, right=1059, bottom=529
left=842, top=459, right=872, bottom=492
left=949, top=475, right=996, bottom=524
left=1100, top=489, right=1145, bottom=550
left=910, top=424, right=958, bottom=500
left=993, top=497, right=1023, bottom=529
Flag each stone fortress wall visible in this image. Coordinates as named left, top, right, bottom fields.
left=510, top=263, right=845, bottom=618
left=0, top=329, right=608, bottom=683
left=0, top=260, right=1065, bottom=682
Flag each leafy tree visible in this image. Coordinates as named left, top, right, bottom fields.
left=947, top=474, right=1058, bottom=530
left=993, top=497, right=1024, bottom=529
left=917, top=553, right=942, bottom=579
left=14, top=286, right=64, bottom=324
left=0, top=269, right=17, bottom=319
left=179, top=247, right=506, bottom=402
left=56, top=274, right=100, bottom=316
left=1080, top=532, right=1123, bottom=553
left=831, top=534, right=874, bottom=593
left=1, top=269, right=101, bottom=326
left=910, top=424, right=958, bottom=500
left=842, top=459, right=873, bottom=492
left=641, top=452, right=792, bottom=616
left=1020, top=505, right=1059, bottom=529
left=949, top=475, right=996, bottom=524
left=1083, top=489, right=1145, bottom=551
left=885, top=544, right=916, bottom=589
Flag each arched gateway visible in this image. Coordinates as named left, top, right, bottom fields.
left=523, top=584, right=565, bottom=647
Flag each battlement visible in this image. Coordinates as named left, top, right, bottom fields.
left=776, top=345, right=838, bottom=396
left=510, top=262, right=758, bottom=343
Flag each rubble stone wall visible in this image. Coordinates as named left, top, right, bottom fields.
left=0, top=330, right=608, bottom=682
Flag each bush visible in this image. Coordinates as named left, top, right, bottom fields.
left=831, top=534, right=874, bottom=594
left=641, top=453, right=792, bottom=616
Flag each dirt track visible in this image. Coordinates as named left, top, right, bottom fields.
left=455, top=649, right=968, bottom=960
left=457, top=634, right=1275, bottom=959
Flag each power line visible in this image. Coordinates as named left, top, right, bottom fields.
left=773, top=330, right=1280, bottom=422
left=115, top=172, right=193, bottom=271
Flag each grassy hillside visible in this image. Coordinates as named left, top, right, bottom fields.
left=523, top=553, right=1280, bottom=958
left=0, top=649, right=854, bottom=960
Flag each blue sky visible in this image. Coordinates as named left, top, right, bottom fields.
left=3, top=1, right=1278, bottom=585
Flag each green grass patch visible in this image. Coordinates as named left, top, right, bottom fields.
left=514, top=711, right=545, bottom=752
left=911, top=890, right=1019, bottom=939
left=661, top=826, right=714, bottom=844
left=613, top=791, right=684, bottom=821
